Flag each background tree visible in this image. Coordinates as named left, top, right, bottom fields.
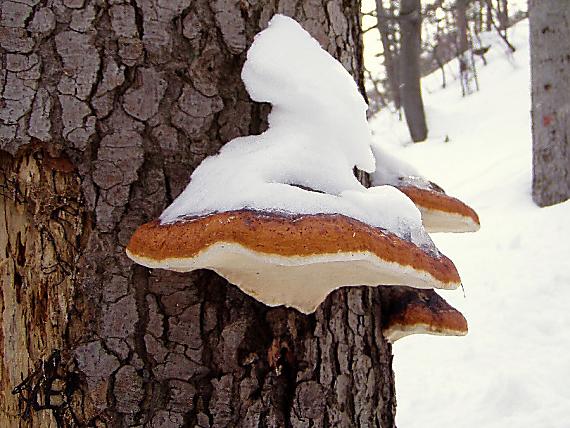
left=400, top=0, right=429, bottom=141
left=529, top=0, right=570, bottom=207
left=484, top=0, right=516, bottom=51
left=0, top=1, right=398, bottom=426
left=454, top=0, right=481, bottom=95
left=375, top=0, right=402, bottom=110
left=423, top=2, right=454, bottom=89
left=485, top=0, right=494, bottom=30
left=455, top=0, right=469, bottom=56
left=364, top=0, right=527, bottom=110
left=496, top=0, right=509, bottom=36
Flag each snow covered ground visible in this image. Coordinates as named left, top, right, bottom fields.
left=369, top=20, right=570, bottom=428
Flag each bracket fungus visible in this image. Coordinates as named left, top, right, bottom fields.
left=380, top=286, right=468, bottom=342
left=396, top=184, right=480, bottom=233
left=127, top=210, right=460, bottom=313
left=371, top=145, right=480, bottom=233
left=127, top=15, right=466, bottom=314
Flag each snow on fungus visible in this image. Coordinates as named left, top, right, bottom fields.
left=371, top=144, right=480, bottom=233
left=126, top=14, right=462, bottom=314
left=380, top=286, right=468, bottom=343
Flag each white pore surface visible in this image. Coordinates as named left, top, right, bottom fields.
left=128, top=243, right=454, bottom=314
left=160, top=14, right=434, bottom=251
left=370, top=19, right=570, bottom=428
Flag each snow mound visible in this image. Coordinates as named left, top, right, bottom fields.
left=160, top=14, right=434, bottom=251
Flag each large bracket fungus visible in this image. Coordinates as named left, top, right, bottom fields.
left=127, top=210, right=460, bottom=313
left=127, top=15, right=475, bottom=318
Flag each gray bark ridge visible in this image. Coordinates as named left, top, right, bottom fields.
left=1, top=0, right=397, bottom=426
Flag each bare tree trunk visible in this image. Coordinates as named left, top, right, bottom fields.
left=486, top=0, right=515, bottom=52
left=0, top=0, right=397, bottom=426
left=485, top=0, right=494, bottom=31
left=376, top=0, right=401, bottom=109
left=399, top=0, right=428, bottom=142
left=497, top=0, right=509, bottom=34
left=433, top=46, right=447, bottom=88
left=470, top=0, right=483, bottom=34
left=530, top=0, right=570, bottom=207
left=455, top=0, right=472, bottom=96
left=456, top=0, right=470, bottom=56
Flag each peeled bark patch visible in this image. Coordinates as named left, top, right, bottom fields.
left=0, top=149, right=85, bottom=426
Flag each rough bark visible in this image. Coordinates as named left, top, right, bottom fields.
left=529, top=0, right=570, bottom=207
left=0, top=1, right=397, bottom=427
left=399, top=0, right=428, bottom=142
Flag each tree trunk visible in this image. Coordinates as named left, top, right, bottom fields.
left=433, top=46, right=447, bottom=89
left=529, top=0, right=570, bottom=207
left=455, top=0, right=472, bottom=96
left=497, top=0, right=509, bottom=34
left=0, top=1, right=397, bottom=426
left=375, top=0, right=401, bottom=109
left=399, top=0, right=428, bottom=142
left=501, top=0, right=509, bottom=29
left=485, top=0, right=494, bottom=31
left=456, top=0, right=470, bottom=55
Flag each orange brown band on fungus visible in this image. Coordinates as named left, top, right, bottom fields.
left=397, top=186, right=480, bottom=226
left=380, top=286, right=468, bottom=342
left=127, top=209, right=460, bottom=286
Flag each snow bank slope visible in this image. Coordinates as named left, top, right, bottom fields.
left=370, top=20, right=570, bottom=428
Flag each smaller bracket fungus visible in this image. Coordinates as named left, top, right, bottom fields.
left=380, top=286, right=468, bottom=343
left=127, top=15, right=463, bottom=314
left=395, top=184, right=480, bottom=233
left=371, top=145, right=480, bottom=233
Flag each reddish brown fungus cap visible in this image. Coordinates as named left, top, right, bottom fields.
left=380, top=285, right=468, bottom=343
left=126, top=210, right=462, bottom=313
left=397, top=184, right=480, bottom=233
